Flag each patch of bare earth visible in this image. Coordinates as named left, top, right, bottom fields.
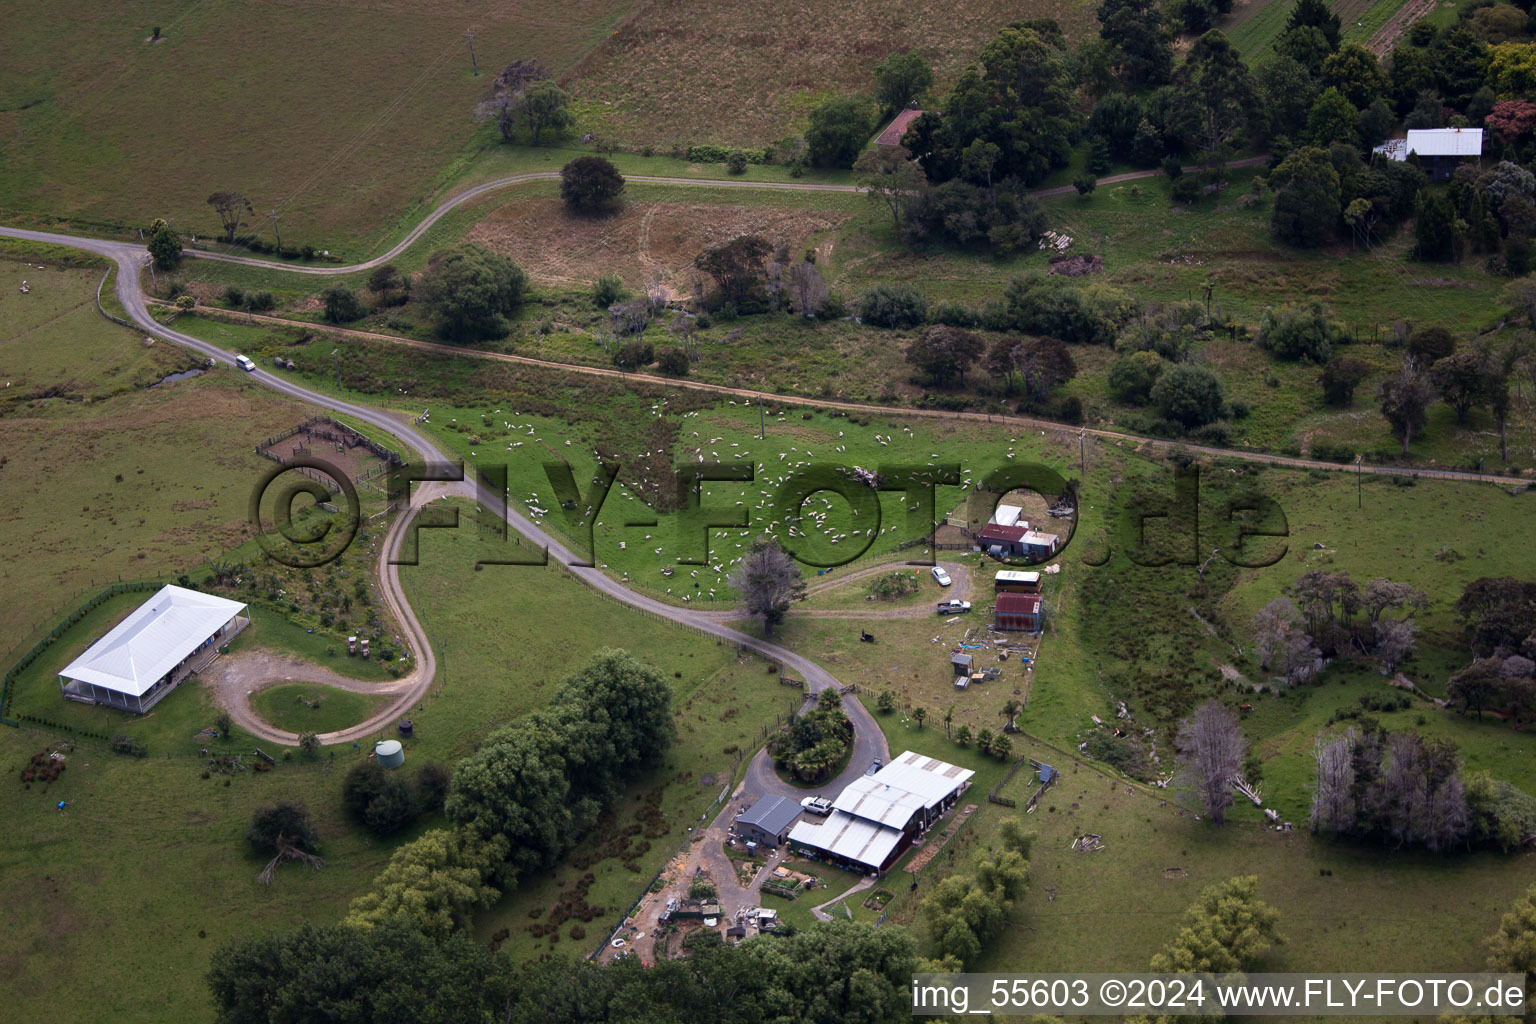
left=465, top=199, right=849, bottom=290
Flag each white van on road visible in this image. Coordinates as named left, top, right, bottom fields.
left=234, top=354, right=256, bottom=372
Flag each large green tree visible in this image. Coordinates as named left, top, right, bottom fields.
left=873, top=51, right=933, bottom=112
left=805, top=95, right=878, bottom=167
left=1167, top=31, right=1260, bottom=164
left=1098, top=0, right=1173, bottom=87
left=1269, top=146, right=1341, bottom=247
left=417, top=244, right=528, bottom=340
left=1150, top=363, right=1225, bottom=428
left=906, top=325, right=986, bottom=386
left=1321, top=42, right=1388, bottom=108
left=1149, top=876, right=1282, bottom=973
left=344, top=829, right=509, bottom=938
left=559, top=156, right=625, bottom=215
left=1287, top=0, right=1342, bottom=49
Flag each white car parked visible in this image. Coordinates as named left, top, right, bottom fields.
left=931, top=566, right=952, bottom=587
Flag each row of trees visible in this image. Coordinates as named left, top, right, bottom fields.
left=445, top=649, right=677, bottom=876
left=921, top=818, right=1031, bottom=967
left=1311, top=726, right=1536, bottom=851
left=208, top=917, right=918, bottom=1024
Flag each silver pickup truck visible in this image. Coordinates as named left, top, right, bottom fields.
left=936, top=599, right=972, bottom=614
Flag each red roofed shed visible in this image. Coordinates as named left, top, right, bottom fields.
left=977, top=523, right=1027, bottom=556
left=876, top=109, right=923, bottom=148
left=995, top=592, right=1041, bottom=632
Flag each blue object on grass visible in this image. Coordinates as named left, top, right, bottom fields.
left=56, top=801, right=67, bottom=810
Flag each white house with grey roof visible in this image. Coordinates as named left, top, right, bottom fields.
left=787, top=750, right=974, bottom=875
left=58, top=585, right=248, bottom=713
left=1372, top=128, right=1483, bottom=180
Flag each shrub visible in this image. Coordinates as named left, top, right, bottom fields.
left=223, top=286, right=245, bottom=307
left=343, top=760, right=417, bottom=836
left=247, top=291, right=276, bottom=312
left=688, top=877, right=717, bottom=900
left=613, top=340, right=654, bottom=370
left=1256, top=302, right=1346, bottom=362
left=858, top=283, right=927, bottom=328
left=321, top=285, right=366, bottom=324
left=655, top=346, right=690, bottom=376
left=929, top=300, right=979, bottom=327
left=726, top=151, right=749, bottom=175
left=592, top=275, right=627, bottom=309
left=247, top=802, right=319, bottom=853
left=415, top=762, right=452, bottom=811
left=110, top=734, right=148, bottom=758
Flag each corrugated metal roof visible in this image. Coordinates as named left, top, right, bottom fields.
left=833, top=775, right=931, bottom=827
left=58, top=585, right=246, bottom=696
left=1022, top=530, right=1059, bottom=548
left=996, top=593, right=1041, bottom=613
left=995, top=570, right=1040, bottom=583
left=788, top=810, right=903, bottom=869
left=978, top=524, right=1027, bottom=542
left=737, top=794, right=801, bottom=835
left=875, top=108, right=923, bottom=147
left=989, top=504, right=1024, bottom=527
left=1407, top=128, right=1483, bottom=157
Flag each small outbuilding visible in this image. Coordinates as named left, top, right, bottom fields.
left=1373, top=127, right=1483, bottom=181
left=735, top=794, right=802, bottom=847
left=1021, top=530, right=1060, bottom=560
left=977, top=523, right=1027, bottom=557
left=951, top=653, right=974, bottom=676
left=995, top=592, right=1042, bottom=632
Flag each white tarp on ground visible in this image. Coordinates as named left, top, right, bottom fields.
left=59, top=585, right=247, bottom=697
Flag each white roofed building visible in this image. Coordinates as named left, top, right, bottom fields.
left=1373, top=128, right=1483, bottom=180
left=58, top=585, right=249, bottom=713
left=788, top=750, right=974, bottom=875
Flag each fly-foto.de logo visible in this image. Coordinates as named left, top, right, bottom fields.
left=249, top=458, right=1288, bottom=572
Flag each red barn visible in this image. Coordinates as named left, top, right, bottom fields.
left=995, top=592, right=1041, bottom=632
left=976, top=523, right=1027, bottom=557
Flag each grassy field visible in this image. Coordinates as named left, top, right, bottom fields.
left=0, top=250, right=312, bottom=646
left=1222, top=0, right=1417, bottom=60
left=0, top=0, right=635, bottom=253
left=249, top=683, right=388, bottom=735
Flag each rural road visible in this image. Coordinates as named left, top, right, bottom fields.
left=0, top=223, right=890, bottom=760
left=178, top=156, right=1271, bottom=276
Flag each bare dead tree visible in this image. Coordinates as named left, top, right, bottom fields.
left=257, top=834, right=325, bottom=886
left=668, top=314, right=699, bottom=362
left=1426, top=773, right=1470, bottom=852
left=1310, top=732, right=1356, bottom=837
left=1176, top=700, right=1244, bottom=825
left=787, top=260, right=829, bottom=317
left=643, top=269, right=668, bottom=310
left=1373, top=618, right=1417, bottom=675
left=727, top=538, right=806, bottom=637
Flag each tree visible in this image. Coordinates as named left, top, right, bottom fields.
left=1107, top=350, right=1166, bottom=403
left=1322, top=42, right=1388, bottom=108
left=1176, top=700, right=1244, bottom=825
left=1377, top=359, right=1433, bottom=454
left=247, top=802, right=319, bottom=854
left=560, top=156, right=625, bottom=215
left=1098, top=0, right=1173, bottom=87
left=1488, top=41, right=1536, bottom=99
left=906, top=325, right=984, bottom=386
left=1407, top=325, right=1456, bottom=362
left=367, top=263, right=405, bottom=300
left=852, top=145, right=927, bottom=230
left=1257, top=302, right=1346, bottom=362
left=1311, top=732, right=1357, bottom=836
left=874, top=51, right=933, bottom=112
left=321, top=285, right=366, bottom=324
left=345, top=829, right=509, bottom=938
left=1001, top=699, right=1023, bottom=734
left=655, top=346, right=689, bottom=376
left=207, top=920, right=504, bottom=1024
left=859, top=283, right=927, bottom=328
left=1485, top=99, right=1536, bottom=149
left=805, top=95, right=877, bottom=168
left=1149, top=876, right=1282, bottom=972
left=1306, top=87, right=1359, bottom=146
left=1287, top=0, right=1342, bottom=49
left=1150, top=363, right=1224, bottom=429
left=147, top=222, right=180, bottom=270
left=1257, top=55, right=1321, bottom=139
left=207, top=191, right=253, bottom=243
left=1449, top=658, right=1505, bottom=720
left=415, top=762, right=452, bottom=811
left=914, top=706, right=927, bottom=729
left=1278, top=24, right=1334, bottom=74
left=343, top=760, right=416, bottom=835
left=1456, top=577, right=1536, bottom=656
left=1321, top=355, right=1370, bottom=405
left=1357, top=98, right=1394, bottom=148
left=988, top=335, right=1076, bottom=401
left=991, top=734, right=1012, bottom=760
left=695, top=234, right=772, bottom=310
left=786, top=260, right=829, bottom=317
left=516, top=80, right=572, bottom=144
left=976, top=728, right=995, bottom=755
left=1486, top=884, right=1536, bottom=991
left=1430, top=351, right=1492, bottom=424
left=478, top=59, right=552, bottom=140
left=1374, top=617, right=1417, bottom=674
left=553, top=649, right=677, bottom=797
left=214, top=709, right=233, bottom=739
left=878, top=689, right=897, bottom=714
left=1413, top=188, right=1460, bottom=262
left=417, top=244, right=527, bottom=340
left=1269, top=146, right=1342, bottom=247
left=955, top=724, right=972, bottom=747
left=1168, top=31, right=1261, bottom=165
left=612, top=339, right=653, bottom=370
left=1074, top=174, right=1097, bottom=196
left=727, top=539, right=806, bottom=637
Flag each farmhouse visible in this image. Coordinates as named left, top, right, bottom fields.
left=995, top=592, right=1042, bottom=632
left=57, top=585, right=248, bottom=713
left=977, top=523, right=1027, bottom=557
left=875, top=107, right=923, bottom=148
left=787, top=750, right=974, bottom=875
left=1372, top=128, right=1483, bottom=180
left=734, top=794, right=802, bottom=847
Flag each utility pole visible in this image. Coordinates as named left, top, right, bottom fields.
left=759, top=395, right=765, bottom=440
left=270, top=210, right=282, bottom=256
left=1356, top=454, right=1362, bottom=509
left=145, top=255, right=157, bottom=292
left=465, top=30, right=478, bottom=75
left=1079, top=429, right=1086, bottom=480
left=332, top=348, right=340, bottom=390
